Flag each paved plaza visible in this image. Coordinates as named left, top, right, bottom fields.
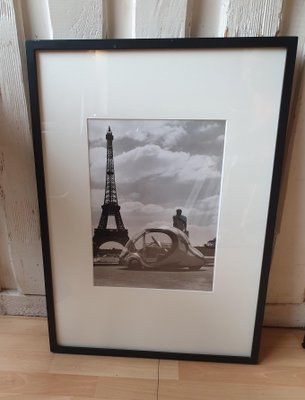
left=94, top=264, right=214, bottom=291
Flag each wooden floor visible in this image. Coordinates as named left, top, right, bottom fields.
left=0, top=316, right=304, bottom=399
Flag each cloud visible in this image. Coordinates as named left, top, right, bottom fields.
left=88, top=119, right=225, bottom=245
left=89, top=144, right=223, bottom=227
left=196, top=195, right=220, bottom=211
left=113, top=144, right=221, bottom=185
left=91, top=195, right=219, bottom=246
left=122, top=201, right=172, bottom=218
left=88, top=119, right=226, bottom=157
left=123, top=122, right=187, bottom=150
left=88, top=119, right=187, bottom=150
left=177, top=154, right=220, bottom=181
left=115, top=144, right=188, bottom=183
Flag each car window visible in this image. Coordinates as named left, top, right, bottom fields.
left=133, top=231, right=173, bottom=252
left=145, top=232, right=172, bottom=250
left=133, top=234, right=145, bottom=251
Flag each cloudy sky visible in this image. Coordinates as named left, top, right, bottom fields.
left=88, top=119, right=225, bottom=246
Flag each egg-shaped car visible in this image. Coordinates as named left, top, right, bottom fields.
left=119, top=226, right=205, bottom=270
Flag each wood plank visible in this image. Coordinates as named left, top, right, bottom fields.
left=158, top=380, right=305, bottom=400
left=0, top=0, right=44, bottom=295
left=0, top=371, right=98, bottom=397
left=0, top=396, right=78, bottom=400
left=106, top=0, right=134, bottom=39
left=0, top=332, right=48, bottom=352
left=176, top=363, right=305, bottom=386
left=158, top=360, right=179, bottom=380
left=134, top=0, right=192, bottom=38
left=0, top=349, right=53, bottom=374
left=94, top=377, right=157, bottom=400
left=0, top=315, right=48, bottom=335
left=265, top=0, right=305, bottom=308
left=219, top=0, right=284, bottom=37
left=0, top=317, right=52, bottom=373
left=20, top=0, right=53, bottom=39
left=47, top=0, right=107, bottom=39
left=0, top=164, right=16, bottom=290
left=190, top=0, right=222, bottom=37
left=49, top=354, right=158, bottom=379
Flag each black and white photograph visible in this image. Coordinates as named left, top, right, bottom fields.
left=88, top=119, right=225, bottom=291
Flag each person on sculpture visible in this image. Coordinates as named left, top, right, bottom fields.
left=173, top=209, right=188, bottom=236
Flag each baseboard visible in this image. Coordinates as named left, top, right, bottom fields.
left=0, top=290, right=47, bottom=316
left=264, top=303, right=305, bottom=328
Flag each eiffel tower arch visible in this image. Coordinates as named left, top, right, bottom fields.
left=93, top=126, right=129, bottom=256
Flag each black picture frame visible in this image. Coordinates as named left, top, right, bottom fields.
left=26, top=37, right=297, bottom=364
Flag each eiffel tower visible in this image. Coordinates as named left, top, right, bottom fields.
left=93, top=126, right=129, bottom=256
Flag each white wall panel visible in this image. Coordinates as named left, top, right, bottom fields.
left=20, top=0, right=53, bottom=39
left=0, top=0, right=44, bottom=295
left=48, top=0, right=106, bottom=39
left=191, top=0, right=223, bottom=37
left=1, top=0, right=305, bottom=326
left=106, top=0, right=134, bottom=38
left=219, top=0, right=283, bottom=37
left=265, top=0, right=305, bottom=309
left=134, top=0, right=192, bottom=38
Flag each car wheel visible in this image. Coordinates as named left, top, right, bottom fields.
left=188, top=266, right=202, bottom=271
left=128, top=259, right=143, bottom=270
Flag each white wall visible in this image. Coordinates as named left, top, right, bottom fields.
left=0, top=0, right=304, bottom=327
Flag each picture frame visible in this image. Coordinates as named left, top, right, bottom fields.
left=26, top=37, right=297, bottom=364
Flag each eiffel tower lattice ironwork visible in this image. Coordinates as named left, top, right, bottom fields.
left=93, top=126, right=129, bottom=256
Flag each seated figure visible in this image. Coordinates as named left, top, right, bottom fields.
left=173, top=209, right=188, bottom=236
